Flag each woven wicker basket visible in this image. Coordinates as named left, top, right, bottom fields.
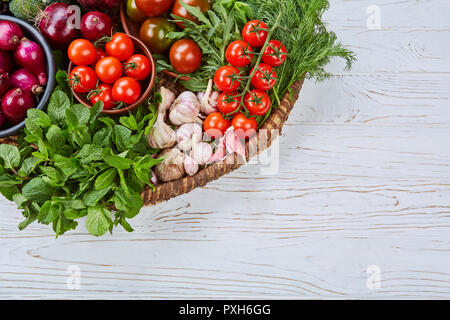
left=0, top=74, right=304, bottom=207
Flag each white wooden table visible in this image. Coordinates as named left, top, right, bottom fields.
left=1, top=0, right=449, bottom=299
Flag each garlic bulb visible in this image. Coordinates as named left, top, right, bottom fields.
left=169, top=91, right=201, bottom=125
left=197, top=79, right=218, bottom=115
left=184, top=155, right=199, bottom=176
left=148, top=113, right=177, bottom=149
left=154, top=148, right=186, bottom=182
left=191, top=142, right=213, bottom=166
left=176, top=123, right=202, bottom=152
left=159, top=86, right=176, bottom=119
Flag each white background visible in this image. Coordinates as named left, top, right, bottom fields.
left=1, top=0, right=450, bottom=299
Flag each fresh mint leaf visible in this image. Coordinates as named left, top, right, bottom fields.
left=0, top=144, right=20, bottom=169
left=18, top=157, right=42, bottom=177
left=94, top=168, right=117, bottom=191
left=86, top=206, right=112, bottom=237
left=114, top=125, right=133, bottom=152
left=78, top=144, right=103, bottom=164
left=72, top=104, right=91, bottom=126
left=48, top=90, right=70, bottom=124
left=113, top=188, right=143, bottom=219
left=38, top=201, right=62, bottom=225
left=19, top=206, right=38, bottom=230
left=25, top=118, right=43, bottom=139
left=22, top=177, right=57, bottom=203
left=0, top=174, right=22, bottom=188
left=102, top=148, right=132, bottom=170
left=82, top=186, right=112, bottom=207
left=27, top=109, right=52, bottom=128
left=53, top=154, right=78, bottom=177
left=63, top=208, right=87, bottom=220
left=93, top=127, right=112, bottom=147
left=46, top=125, right=65, bottom=146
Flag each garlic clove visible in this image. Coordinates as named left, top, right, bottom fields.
left=176, top=123, right=202, bottom=152
left=198, top=79, right=218, bottom=115
left=224, top=127, right=246, bottom=160
left=184, top=155, right=199, bottom=176
left=169, top=91, right=201, bottom=126
left=191, top=142, right=213, bottom=166
left=155, top=148, right=186, bottom=182
left=158, top=87, right=176, bottom=120
left=148, top=113, right=177, bottom=149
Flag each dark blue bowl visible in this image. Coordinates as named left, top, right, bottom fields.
left=0, top=15, right=55, bottom=138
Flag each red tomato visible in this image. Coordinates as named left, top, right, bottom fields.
left=124, top=54, right=152, bottom=80
left=244, top=89, right=271, bottom=116
left=217, top=91, right=242, bottom=116
left=169, top=39, right=202, bottom=74
left=225, top=40, right=254, bottom=68
left=95, top=57, right=123, bottom=84
left=112, top=77, right=141, bottom=105
left=136, top=0, right=173, bottom=17
left=251, top=63, right=277, bottom=91
left=231, top=113, right=257, bottom=139
left=171, top=0, right=211, bottom=29
left=203, top=112, right=230, bottom=139
left=68, top=39, right=97, bottom=66
left=242, top=20, right=269, bottom=47
left=88, top=83, right=116, bottom=110
left=262, top=40, right=287, bottom=67
left=105, top=33, right=134, bottom=62
left=69, top=66, right=98, bottom=93
left=92, top=48, right=107, bottom=66
left=214, top=66, right=242, bottom=92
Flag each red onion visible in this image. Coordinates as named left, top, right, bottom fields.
left=10, top=69, right=43, bottom=95
left=1, top=88, right=35, bottom=124
left=0, top=112, right=5, bottom=128
left=77, top=0, right=120, bottom=11
left=81, top=11, right=113, bottom=41
left=0, top=72, right=10, bottom=96
left=0, top=51, right=13, bottom=73
left=0, top=20, right=23, bottom=51
left=38, top=3, right=80, bottom=49
left=14, top=38, right=47, bottom=86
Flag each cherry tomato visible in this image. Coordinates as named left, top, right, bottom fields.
left=244, top=89, right=271, bottom=116
left=88, top=83, right=116, bottom=110
left=124, top=54, right=151, bottom=80
left=140, top=17, right=177, bottom=54
left=262, top=40, right=287, bottom=67
left=68, top=39, right=97, bottom=66
left=242, top=20, right=269, bottom=47
left=231, top=113, right=257, bottom=139
left=105, top=33, right=134, bottom=62
left=214, top=66, right=242, bottom=92
left=112, top=77, right=141, bottom=105
left=169, top=39, right=202, bottom=74
left=203, top=112, right=231, bottom=139
left=92, top=48, right=107, bottom=67
left=136, top=0, right=173, bottom=17
left=126, top=0, right=147, bottom=23
left=217, top=91, right=242, bottom=116
left=70, top=66, right=98, bottom=93
left=251, top=63, right=277, bottom=91
left=172, top=0, right=211, bottom=29
left=225, top=40, right=253, bottom=68
left=95, top=57, right=123, bottom=84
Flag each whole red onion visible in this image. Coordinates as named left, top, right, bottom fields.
left=0, top=51, right=13, bottom=73
left=14, top=38, right=47, bottom=86
left=0, top=72, right=10, bottom=96
left=0, top=21, right=23, bottom=51
left=77, top=0, right=120, bottom=11
left=1, top=88, right=35, bottom=124
left=81, top=11, right=113, bottom=41
left=38, top=3, right=80, bottom=49
left=10, top=69, right=43, bottom=95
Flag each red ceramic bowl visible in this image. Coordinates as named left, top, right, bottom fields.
left=119, top=0, right=191, bottom=81
left=68, top=34, right=156, bottom=115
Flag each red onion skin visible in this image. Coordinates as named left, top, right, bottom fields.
left=0, top=72, right=10, bottom=96
left=77, top=0, right=120, bottom=11
left=38, top=3, right=81, bottom=49
left=81, top=11, right=113, bottom=41
left=14, top=38, right=47, bottom=86
left=0, top=112, right=5, bottom=128
left=0, top=51, right=13, bottom=73
left=1, top=88, right=35, bottom=124
left=10, top=69, right=43, bottom=95
left=0, top=21, right=23, bottom=51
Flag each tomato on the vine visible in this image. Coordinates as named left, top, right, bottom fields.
left=251, top=63, right=277, bottom=91
left=136, top=0, right=173, bottom=17
left=172, top=0, right=211, bottom=29
left=217, top=91, right=242, bottom=116
left=262, top=40, right=287, bottom=67
left=125, top=54, right=151, bottom=80
left=112, top=77, right=141, bottom=105
left=203, top=112, right=230, bottom=139
left=214, top=66, right=242, bottom=92
left=242, top=20, right=269, bottom=47
left=244, top=89, right=271, bottom=116
left=105, top=33, right=134, bottom=62
left=231, top=113, right=257, bottom=139
left=89, top=84, right=116, bottom=110
left=140, top=17, right=177, bottom=54
left=225, top=40, right=254, bottom=68
left=169, top=39, right=202, bottom=74
left=70, top=66, right=98, bottom=93
left=95, top=57, right=123, bottom=84
left=68, top=39, right=97, bottom=66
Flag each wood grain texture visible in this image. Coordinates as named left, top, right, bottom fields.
left=1, top=0, right=450, bottom=299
